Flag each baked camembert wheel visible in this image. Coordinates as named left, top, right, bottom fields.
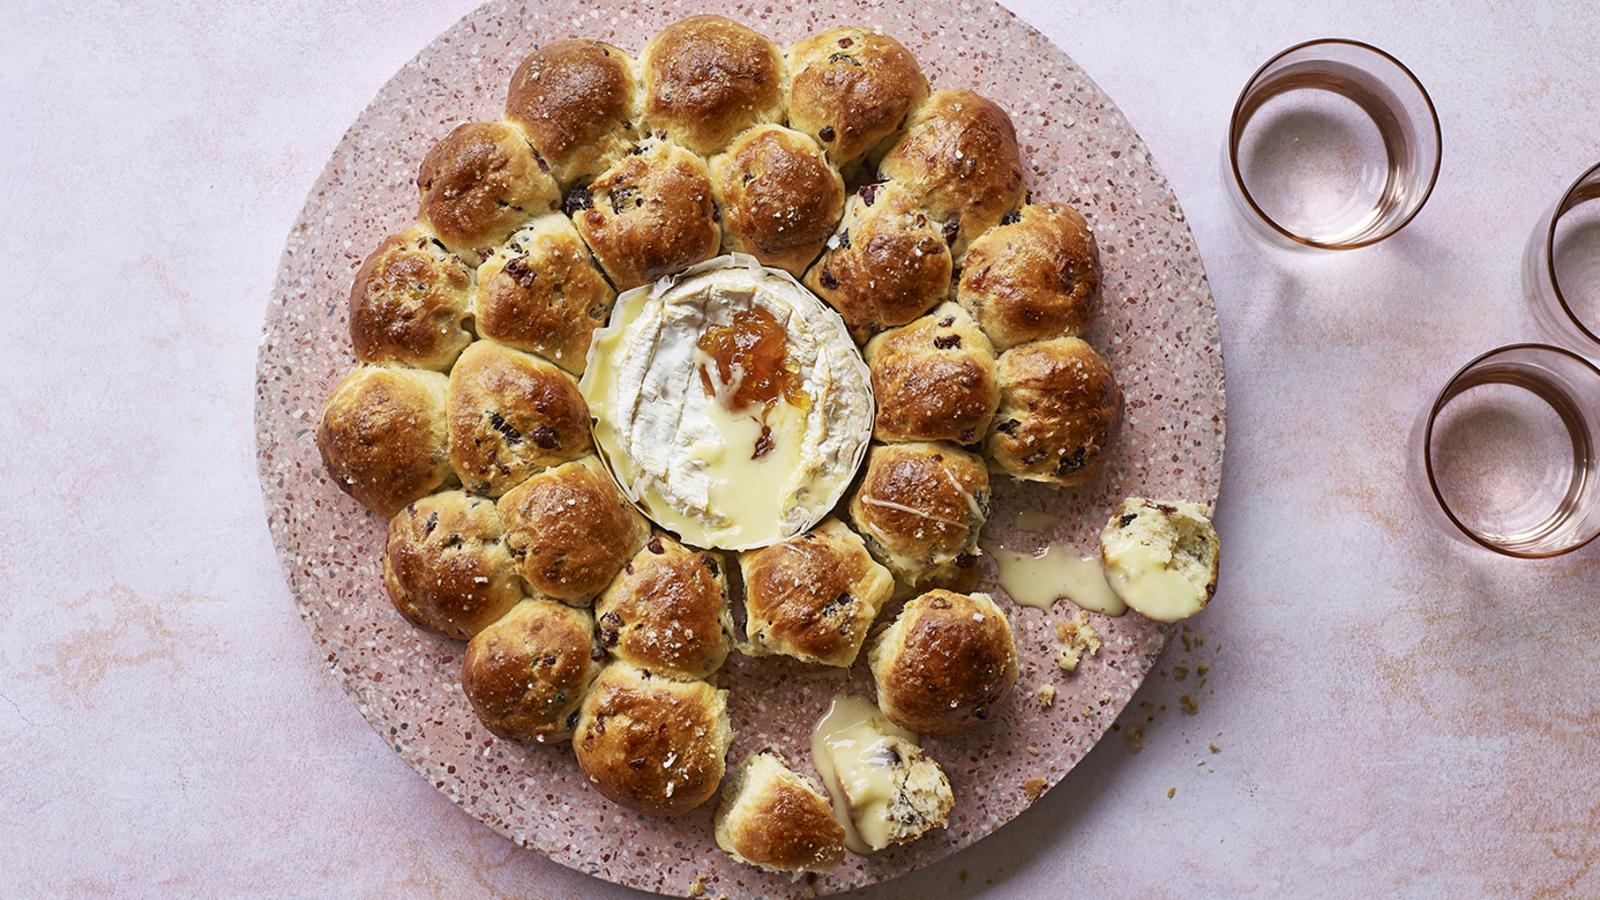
left=314, top=14, right=1121, bottom=875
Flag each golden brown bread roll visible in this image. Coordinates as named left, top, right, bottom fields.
left=473, top=214, right=615, bottom=375
left=803, top=181, right=953, bottom=341
left=869, top=589, right=1018, bottom=734
left=714, top=750, right=846, bottom=874
left=986, top=337, right=1120, bottom=486
left=956, top=201, right=1100, bottom=349
left=595, top=535, right=732, bottom=680
left=569, top=139, right=720, bottom=290
left=383, top=490, right=522, bottom=639
left=504, top=39, right=640, bottom=187
left=846, top=442, right=989, bottom=591
left=461, top=598, right=600, bottom=743
left=879, top=89, right=1026, bottom=259
left=708, top=125, right=845, bottom=275
left=738, top=517, right=895, bottom=667
left=446, top=340, right=591, bottom=497
left=348, top=227, right=474, bottom=371
left=496, top=456, right=651, bottom=605
left=864, top=302, right=999, bottom=445
left=786, top=27, right=929, bottom=170
left=639, top=16, right=786, bottom=157
left=573, top=662, right=734, bottom=816
left=417, top=121, right=562, bottom=259
left=317, top=365, right=453, bottom=516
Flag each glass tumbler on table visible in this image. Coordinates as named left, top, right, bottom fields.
left=1525, top=162, right=1600, bottom=356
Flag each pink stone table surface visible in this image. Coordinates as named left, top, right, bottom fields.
left=3, top=1, right=1597, bottom=897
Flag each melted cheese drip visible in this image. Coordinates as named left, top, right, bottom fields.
left=810, top=694, right=917, bottom=854
left=983, top=537, right=1127, bottom=616
left=1100, top=530, right=1203, bottom=622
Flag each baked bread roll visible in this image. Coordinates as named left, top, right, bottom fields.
left=474, top=215, right=615, bottom=375
left=1099, top=498, right=1220, bottom=623
left=986, top=337, right=1119, bottom=486
left=714, top=751, right=846, bottom=874
left=496, top=456, right=651, bottom=605
left=317, top=365, right=453, bottom=516
left=573, top=662, right=734, bottom=816
left=869, top=589, right=1018, bottom=734
left=570, top=139, right=720, bottom=290
left=348, top=227, right=474, bottom=371
left=417, top=120, right=561, bottom=259
left=865, top=302, right=999, bottom=445
left=639, top=16, right=786, bottom=157
left=786, top=27, right=929, bottom=170
left=461, top=598, right=600, bottom=744
left=956, top=201, right=1100, bottom=349
left=879, top=89, right=1026, bottom=259
left=847, top=442, right=989, bottom=591
left=812, top=696, right=954, bottom=851
left=504, top=39, right=639, bottom=187
left=708, top=125, right=845, bottom=275
left=383, top=490, right=522, bottom=639
left=595, top=534, right=732, bottom=680
left=738, top=517, right=895, bottom=667
left=804, top=181, right=953, bottom=340
left=446, top=340, right=592, bottom=497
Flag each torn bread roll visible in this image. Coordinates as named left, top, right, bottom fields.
left=714, top=750, right=846, bottom=874
left=1099, top=498, right=1220, bottom=623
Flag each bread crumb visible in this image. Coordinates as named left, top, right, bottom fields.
left=1208, top=742, right=1220, bottom=754
left=1125, top=725, right=1144, bottom=752
left=1173, top=664, right=1189, bottom=681
left=1037, top=683, right=1057, bottom=708
left=1026, top=745, right=1040, bottom=756
left=688, top=875, right=708, bottom=897
left=1054, top=612, right=1101, bottom=673
left=1180, top=694, right=1198, bottom=715
left=1166, top=787, right=1175, bottom=799
left=1023, top=777, right=1046, bottom=800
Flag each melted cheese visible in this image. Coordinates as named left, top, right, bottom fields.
left=1100, top=528, right=1205, bottom=622
left=810, top=694, right=917, bottom=854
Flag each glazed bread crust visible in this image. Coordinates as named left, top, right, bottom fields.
left=738, top=517, right=895, bottom=667
left=496, top=456, right=651, bottom=605
left=847, top=442, right=990, bottom=591
left=640, top=15, right=786, bottom=156
left=505, top=39, right=639, bottom=186
left=595, top=535, right=732, bottom=680
left=473, top=215, right=615, bottom=375
left=317, top=365, right=453, bottom=517
left=446, top=340, right=592, bottom=497
left=869, top=589, right=1018, bottom=734
left=787, top=27, right=929, bottom=169
left=572, top=140, right=721, bottom=290
left=417, top=120, right=561, bottom=257
left=986, top=337, right=1120, bottom=486
left=573, top=662, right=734, bottom=816
left=349, top=227, right=474, bottom=371
left=709, top=125, right=845, bottom=275
left=957, top=202, right=1100, bottom=349
left=714, top=751, right=846, bottom=874
left=461, top=598, right=600, bottom=744
left=865, top=302, right=999, bottom=445
left=383, top=490, right=522, bottom=639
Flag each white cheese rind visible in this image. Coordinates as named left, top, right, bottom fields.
left=582, top=254, right=874, bottom=550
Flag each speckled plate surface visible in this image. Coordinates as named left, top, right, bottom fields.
left=255, top=1, right=1225, bottom=895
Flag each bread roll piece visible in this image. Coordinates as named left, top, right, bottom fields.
left=595, top=534, right=732, bottom=680
left=986, top=337, right=1119, bottom=486
left=812, top=696, right=954, bottom=851
left=348, top=227, right=474, bottom=371
left=957, top=202, right=1099, bottom=350
left=639, top=16, right=786, bottom=156
left=573, top=662, right=733, bottom=816
left=847, top=442, right=989, bottom=591
left=1099, top=498, right=1220, bottom=623
left=496, top=456, right=651, bottom=605
left=317, top=365, right=453, bottom=516
left=383, top=491, right=522, bottom=639
left=714, top=751, right=846, bottom=874
left=474, top=215, right=615, bottom=375
left=879, top=89, right=1026, bottom=259
left=709, top=125, right=845, bottom=275
left=804, top=181, right=952, bottom=341
left=869, top=589, right=1017, bottom=734
left=446, top=340, right=592, bottom=497
left=504, top=39, right=639, bottom=187
left=569, top=139, right=720, bottom=290
left=417, top=121, right=561, bottom=259
left=738, top=518, right=895, bottom=667
left=461, top=598, right=600, bottom=743
left=864, top=302, right=999, bottom=445
left=787, top=27, right=929, bottom=170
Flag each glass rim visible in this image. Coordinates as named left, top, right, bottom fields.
left=1421, top=341, right=1600, bottom=558
left=1227, top=37, right=1443, bottom=250
left=1541, top=160, right=1600, bottom=346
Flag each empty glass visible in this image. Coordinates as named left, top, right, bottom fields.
left=1524, top=162, right=1600, bottom=356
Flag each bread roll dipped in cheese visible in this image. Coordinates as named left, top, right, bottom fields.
left=1100, top=498, right=1220, bottom=623
left=810, top=695, right=954, bottom=853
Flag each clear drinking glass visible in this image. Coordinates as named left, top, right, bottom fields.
left=1409, top=343, right=1600, bottom=557
left=1524, top=162, right=1600, bottom=355
left=1226, top=39, right=1441, bottom=250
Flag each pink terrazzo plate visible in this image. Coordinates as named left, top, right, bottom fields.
left=255, top=1, right=1226, bottom=895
